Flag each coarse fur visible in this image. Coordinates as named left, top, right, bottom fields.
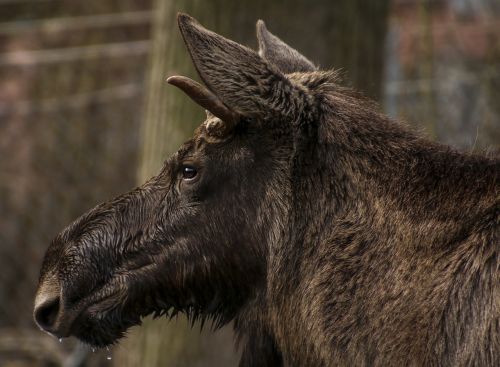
left=34, top=14, right=499, bottom=367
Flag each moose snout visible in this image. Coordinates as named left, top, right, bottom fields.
left=34, top=294, right=60, bottom=332
left=33, top=274, right=68, bottom=336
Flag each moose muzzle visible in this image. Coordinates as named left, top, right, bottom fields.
left=33, top=273, right=75, bottom=338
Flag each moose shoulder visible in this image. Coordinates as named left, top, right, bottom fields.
left=34, top=13, right=499, bottom=367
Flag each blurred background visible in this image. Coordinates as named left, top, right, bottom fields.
left=0, top=0, right=498, bottom=366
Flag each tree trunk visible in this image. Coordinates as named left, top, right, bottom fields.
left=115, top=1, right=389, bottom=366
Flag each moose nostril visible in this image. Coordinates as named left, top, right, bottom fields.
left=34, top=297, right=60, bottom=332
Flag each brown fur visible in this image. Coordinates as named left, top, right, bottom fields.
left=34, top=14, right=499, bottom=367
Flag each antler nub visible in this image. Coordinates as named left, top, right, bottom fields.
left=167, top=76, right=239, bottom=132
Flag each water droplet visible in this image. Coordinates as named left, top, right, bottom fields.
left=58, top=338, right=62, bottom=343
left=92, top=348, right=95, bottom=353
left=106, top=347, right=112, bottom=360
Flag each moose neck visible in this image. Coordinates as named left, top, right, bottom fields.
left=285, top=85, right=498, bottom=257
left=258, top=86, right=498, bottom=361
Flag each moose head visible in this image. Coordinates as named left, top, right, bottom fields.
left=33, top=14, right=322, bottom=347
left=33, top=12, right=500, bottom=366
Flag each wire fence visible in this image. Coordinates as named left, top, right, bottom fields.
left=0, top=10, right=152, bottom=35
left=0, top=1, right=152, bottom=365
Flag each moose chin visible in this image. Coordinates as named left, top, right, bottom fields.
left=34, top=13, right=499, bottom=367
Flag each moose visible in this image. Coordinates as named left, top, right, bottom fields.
left=34, top=13, right=499, bottom=366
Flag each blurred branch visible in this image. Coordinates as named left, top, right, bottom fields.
left=0, top=83, right=143, bottom=116
left=0, top=40, right=150, bottom=66
left=0, top=10, right=152, bottom=35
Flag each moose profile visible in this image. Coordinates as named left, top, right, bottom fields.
left=34, top=13, right=499, bottom=366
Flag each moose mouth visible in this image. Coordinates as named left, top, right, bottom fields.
left=35, top=258, right=167, bottom=347
left=35, top=276, right=144, bottom=347
left=48, top=290, right=129, bottom=347
left=67, top=280, right=163, bottom=347
left=71, top=292, right=179, bottom=348
left=70, top=300, right=143, bottom=348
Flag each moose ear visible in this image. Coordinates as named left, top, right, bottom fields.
left=256, top=20, right=317, bottom=74
left=176, top=13, right=313, bottom=121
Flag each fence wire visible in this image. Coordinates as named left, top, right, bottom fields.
left=0, top=1, right=152, bottom=366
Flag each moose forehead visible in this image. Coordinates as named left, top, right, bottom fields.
left=175, top=115, right=246, bottom=163
left=176, top=117, right=224, bottom=156
left=200, top=113, right=235, bottom=141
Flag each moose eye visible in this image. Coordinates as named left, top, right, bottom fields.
left=182, top=166, right=197, bottom=180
